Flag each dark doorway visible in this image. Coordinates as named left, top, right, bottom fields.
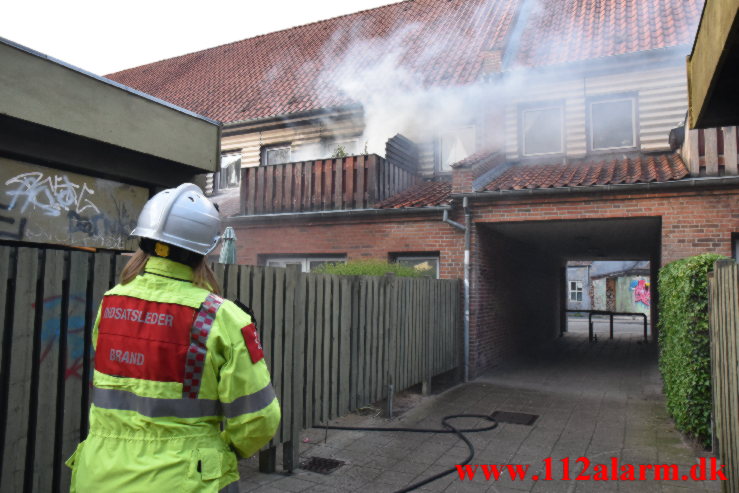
left=474, top=217, right=661, bottom=366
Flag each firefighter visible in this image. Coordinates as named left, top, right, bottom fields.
left=66, top=183, right=280, bottom=493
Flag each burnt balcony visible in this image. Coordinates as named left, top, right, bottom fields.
left=239, top=154, right=420, bottom=215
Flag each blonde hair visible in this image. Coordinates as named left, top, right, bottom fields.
left=120, top=249, right=222, bottom=295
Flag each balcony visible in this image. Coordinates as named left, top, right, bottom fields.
left=239, top=154, right=420, bottom=215
left=682, top=126, right=739, bottom=176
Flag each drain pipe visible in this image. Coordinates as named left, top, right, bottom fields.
left=442, top=197, right=471, bottom=382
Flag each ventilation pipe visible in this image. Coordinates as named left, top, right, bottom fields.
left=442, top=197, right=471, bottom=382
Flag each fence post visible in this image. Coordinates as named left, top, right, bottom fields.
left=383, top=273, right=397, bottom=415
left=422, top=278, right=433, bottom=396
left=609, top=314, right=614, bottom=340
left=282, top=265, right=305, bottom=472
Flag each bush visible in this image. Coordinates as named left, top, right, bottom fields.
left=658, top=253, right=725, bottom=447
left=312, top=260, right=424, bottom=277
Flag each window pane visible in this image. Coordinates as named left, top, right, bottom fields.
left=265, top=146, right=291, bottom=165
left=591, top=99, right=634, bottom=149
left=440, top=126, right=476, bottom=171
left=219, top=154, right=241, bottom=189
left=396, top=257, right=439, bottom=278
left=308, top=259, right=344, bottom=271
left=326, top=140, right=358, bottom=157
left=523, top=107, right=562, bottom=155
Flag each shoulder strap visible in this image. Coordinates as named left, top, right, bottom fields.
left=183, top=293, right=224, bottom=398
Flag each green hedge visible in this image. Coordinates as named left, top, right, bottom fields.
left=312, top=260, right=424, bottom=277
left=658, top=253, right=725, bottom=446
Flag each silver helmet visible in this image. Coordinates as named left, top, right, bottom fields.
left=131, top=183, right=222, bottom=256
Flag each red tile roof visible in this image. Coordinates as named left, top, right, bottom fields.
left=106, top=0, right=518, bottom=123
left=105, top=0, right=701, bottom=124
left=483, top=153, right=689, bottom=191
left=378, top=180, right=453, bottom=208
left=513, top=0, right=703, bottom=68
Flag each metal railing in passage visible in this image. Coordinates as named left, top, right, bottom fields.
left=565, top=310, right=649, bottom=343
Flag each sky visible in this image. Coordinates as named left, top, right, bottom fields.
left=1, top=0, right=395, bottom=76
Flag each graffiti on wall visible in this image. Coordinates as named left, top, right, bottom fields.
left=0, top=158, right=147, bottom=250
left=5, top=172, right=100, bottom=217
left=630, top=279, right=651, bottom=306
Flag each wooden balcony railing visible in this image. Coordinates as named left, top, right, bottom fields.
left=240, top=154, right=419, bottom=215
left=683, top=126, right=738, bottom=176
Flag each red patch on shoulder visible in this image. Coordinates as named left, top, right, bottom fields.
left=241, top=323, right=264, bottom=363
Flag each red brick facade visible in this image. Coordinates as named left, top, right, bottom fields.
left=230, top=185, right=739, bottom=376
left=472, top=188, right=739, bottom=265
left=233, top=213, right=466, bottom=279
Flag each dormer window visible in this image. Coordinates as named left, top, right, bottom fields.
left=589, top=96, right=637, bottom=151
left=521, top=105, right=564, bottom=156
left=439, top=125, right=476, bottom=171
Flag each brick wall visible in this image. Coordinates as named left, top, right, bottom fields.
left=469, top=227, right=561, bottom=375
left=231, top=213, right=466, bottom=279
left=472, top=188, right=739, bottom=265
left=228, top=185, right=739, bottom=376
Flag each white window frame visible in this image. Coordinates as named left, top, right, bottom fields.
left=325, top=139, right=359, bottom=157
left=394, top=255, right=440, bottom=278
left=588, top=96, right=637, bottom=151
left=262, top=144, right=292, bottom=166
left=265, top=255, right=345, bottom=273
left=218, top=153, right=241, bottom=190
left=521, top=105, right=564, bottom=157
left=569, top=280, right=583, bottom=302
left=439, top=125, right=477, bottom=172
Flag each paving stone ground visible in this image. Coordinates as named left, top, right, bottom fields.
left=237, top=331, right=722, bottom=492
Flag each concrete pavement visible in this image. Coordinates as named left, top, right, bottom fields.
left=237, top=333, right=722, bottom=492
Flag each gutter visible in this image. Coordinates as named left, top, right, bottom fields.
left=453, top=176, right=739, bottom=200
left=442, top=197, right=471, bottom=383
left=227, top=206, right=450, bottom=223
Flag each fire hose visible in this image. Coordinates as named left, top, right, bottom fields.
left=315, top=413, right=498, bottom=492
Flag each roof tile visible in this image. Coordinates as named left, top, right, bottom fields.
left=377, top=180, right=453, bottom=208
left=483, top=153, right=689, bottom=191
left=105, top=0, right=702, bottom=123
left=513, top=0, right=703, bottom=68
left=106, top=0, right=518, bottom=123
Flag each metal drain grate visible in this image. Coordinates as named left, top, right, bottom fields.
left=300, top=456, right=345, bottom=474
left=491, top=410, right=539, bottom=426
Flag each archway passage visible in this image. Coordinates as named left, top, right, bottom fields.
left=471, top=217, right=661, bottom=371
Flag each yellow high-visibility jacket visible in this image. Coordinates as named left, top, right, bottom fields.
left=66, top=257, right=281, bottom=492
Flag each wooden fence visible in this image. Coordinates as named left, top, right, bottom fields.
left=0, top=246, right=461, bottom=491
left=708, top=259, right=739, bottom=493
left=240, top=154, right=420, bottom=215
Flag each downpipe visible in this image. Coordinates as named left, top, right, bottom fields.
left=442, top=197, right=471, bottom=382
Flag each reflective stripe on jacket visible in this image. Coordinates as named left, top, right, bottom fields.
left=66, top=257, right=281, bottom=493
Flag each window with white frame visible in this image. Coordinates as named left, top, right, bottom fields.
left=218, top=153, right=241, bottom=190
left=261, top=144, right=292, bottom=166
left=589, top=97, right=636, bottom=151
left=264, top=255, right=345, bottom=273
left=521, top=105, right=563, bottom=156
left=325, top=139, right=359, bottom=157
left=439, top=126, right=476, bottom=171
left=393, top=254, right=439, bottom=278
left=569, top=280, right=583, bottom=302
